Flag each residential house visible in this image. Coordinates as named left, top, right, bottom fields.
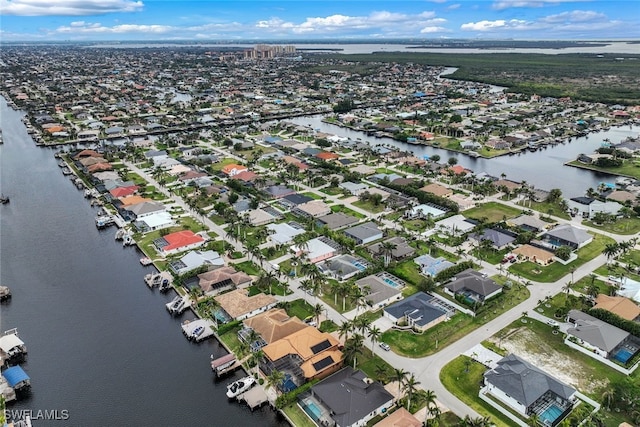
left=483, top=354, right=576, bottom=424
left=242, top=308, right=308, bottom=345
left=135, top=211, right=174, bottom=232
left=246, top=208, right=278, bottom=226
left=293, top=237, right=341, bottom=264
left=261, top=326, right=343, bottom=387
left=566, top=197, right=622, bottom=219
left=507, top=215, right=551, bottom=233
left=264, top=185, right=297, bottom=200
left=355, top=273, right=404, bottom=310
left=197, top=267, right=253, bottom=296
left=305, top=367, right=394, bottom=427
left=125, top=201, right=166, bottom=218
left=215, top=289, right=277, bottom=321
left=384, top=292, right=449, bottom=331
left=368, top=237, right=416, bottom=261
left=444, top=269, right=502, bottom=303
left=339, top=181, right=369, bottom=196
left=293, top=200, right=332, bottom=218
left=154, top=230, right=205, bottom=255
left=593, top=294, right=640, bottom=321
left=404, top=204, right=448, bottom=220
left=221, top=163, right=248, bottom=177
left=373, top=408, right=421, bottom=427
left=541, top=224, right=593, bottom=250
left=470, top=228, right=517, bottom=250
left=434, top=214, right=476, bottom=235
left=344, top=222, right=383, bottom=245
left=267, top=222, right=306, bottom=245
left=280, top=193, right=314, bottom=208
left=420, top=183, right=453, bottom=198
left=318, top=254, right=370, bottom=281
left=512, top=244, right=555, bottom=265
left=566, top=310, right=640, bottom=361
left=316, top=212, right=359, bottom=230
left=414, top=254, right=455, bottom=277
left=168, top=250, right=225, bottom=276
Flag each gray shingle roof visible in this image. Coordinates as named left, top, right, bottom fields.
left=384, top=292, right=447, bottom=327
left=485, top=354, right=576, bottom=407
left=312, top=367, right=393, bottom=427
left=567, top=310, right=630, bottom=353
left=444, top=269, right=502, bottom=298
left=544, top=224, right=592, bottom=246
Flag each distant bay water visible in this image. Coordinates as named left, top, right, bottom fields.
left=0, top=97, right=287, bottom=426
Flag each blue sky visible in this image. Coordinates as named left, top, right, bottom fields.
left=1, top=0, right=638, bottom=41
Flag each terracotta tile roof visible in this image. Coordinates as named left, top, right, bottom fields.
left=244, top=308, right=307, bottom=344
left=198, top=267, right=252, bottom=293
left=420, top=183, right=452, bottom=197
left=87, top=162, right=113, bottom=173
left=163, top=230, right=205, bottom=252
left=594, top=294, right=640, bottom=321
left=119, top=195, right=151, bottom=206
left=262, top=326, right=339, bottom=363
left=233, top=170, right=258, bottom=182
left=373, top=407, right=422, bottom=427
left=316, top=152, right=340, bottom=160
left=214, top=289, right=276, bottom=319
left=109, top=185, right=139, bottom=198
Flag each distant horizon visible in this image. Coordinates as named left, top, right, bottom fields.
left=1, top=1, right=639, bottom=41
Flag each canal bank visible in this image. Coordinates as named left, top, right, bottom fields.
left=290, top=115, right=640, bottom=197
left=0, top=97, right=287, bottom=426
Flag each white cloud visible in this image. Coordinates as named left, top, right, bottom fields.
left=420, top=26, right=448, bottom=33
left=0, top=0, right=143, bottom=16
left=54, top=22, right=172, bottom=34
left=447, top=4, right=462, bottom=10
left=461, top=19, right=529, bottom=31
left=492, top=0, right=583, bottom=10
left=540, top=10, right=607, bottom=24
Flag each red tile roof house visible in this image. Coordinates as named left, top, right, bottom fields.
left=154, top=230, right=206, bottom=256
left=109, top=185, right=139, bottom=198
left=221, top=163, right=248, bottom=177
left=315, top=152, right=340, bottom=161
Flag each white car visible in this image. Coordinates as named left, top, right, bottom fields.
left=546, top=319, right=558, bottom=327
left=379, top=342, right=391, bottom=351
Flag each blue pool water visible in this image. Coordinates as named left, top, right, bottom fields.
left=384, top=278, right=399, bottom=288
left=613, top=348, right=634, bottom=364
left=352, top=261, right=367, bottom=271
left=539, top=404, right=564, bottom=424
left=302, top=401, right=322, bottom=421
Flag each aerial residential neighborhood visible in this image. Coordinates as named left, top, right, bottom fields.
left=1, top=21, right=640, bottom=427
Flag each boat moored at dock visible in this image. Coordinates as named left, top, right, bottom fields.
left=0, top=285, right=11, bottom=302
left=226, top=376, right=256, bottom=399
left=211, top=353, right=237, bottom=377
left=181, top=318, right=215, bottom=342
left=166, top=294, right=189, bottom=315
left=0, top=328, right=27, bottom=366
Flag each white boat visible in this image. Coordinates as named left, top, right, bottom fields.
left=139, top=257, right=153, bottom=266
left=226, top=376, right=256, bottom=399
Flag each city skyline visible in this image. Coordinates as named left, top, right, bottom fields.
left=1, top=0, right=639, bottom=41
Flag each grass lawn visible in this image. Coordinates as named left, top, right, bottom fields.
left=584, top=217, right=640, bottom=235
left=282, top=404, right=316, bottom=427
left=463, top=202, right=523, bottom=223
left=356, top=347, right=396, bottom=385
left=619, top=249, right=640, bottom=266
left=567, top=159, right=640, bottom=181
left=381, top=283, right=529, bottom=358
left=300, top=191, right=323, bottom=200
left=488, top=318, right=639, bottom=426
left=177, top=216, right=207, bottom=233
left=440, top=356, right=517, bottom=427
left=528, top=200, right=571, bottom=220
left=319, top=320, right=338, bottom=333
left=231, top=260, right=262, bottom=276
left=472, top=247, right=510, bottom=265
left=389, top=260, right=424, bottom=287
left=352, top=199, right=386, bottom=214
left=571, top=274, right=610, bottom=295
left=508, top=233, right=616, bottom=282
left=330, top=204, right=366, bottom=219
left=285, top=299, right=315, bottom=320
left=218, top=323, right=246, bottom=358
left=318, top=186, right=344, bottom=196
left=210, top=157, right=242, bottom=171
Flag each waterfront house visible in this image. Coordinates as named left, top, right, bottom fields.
left=242, top=308, right=308, bottom=345
left=169, top=250, right=224, bottom=276
left=343, top=222, right=383, bottom=246
left=304, top=367, right=394, bottom=427
left=125, top=201, right=166, bottom=218
left=444, top=269, right=502, bottom=304
left=215, top=289, right=277, bottom=321
left=261, top=326, right=342, bottom=387
left=483, top=354, right=576, bottom=425
left=197, top=267, right=253, bottom=296
left=135, top=211, right=174, bottom=232
left=384, top=292, right=448, bottom=331
left=154, top=230, right=205, bottom=256
left=566, top=197, right=622, bottom=219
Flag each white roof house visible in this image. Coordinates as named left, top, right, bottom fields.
left=267, top=222, right=305, bottom=245
left=138, top=211, right=174, bottom=231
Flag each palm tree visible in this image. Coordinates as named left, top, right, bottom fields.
left=249, top=349, right=264, bottom=376
left=392, top=368, right=409, bottom=396
left=603, top=242, right=620, bottom=263
left=460, top=415, right=491, bottom=427
left=338, top=282, right=351, bottom=311
left=380, top=241, right=397, bottom=267
left=403, top=374, right=420, bottom=411
left=312, top=303, right=324, bottom=326
left=562, top=281, right=572, bottom=301
left=367, top=325, right=381, bottom=352
left=343, top=334, right=364, bottom=369
left=528, top=413, right=540, bottom=427
left=353, top=315, right=369, bottom=336
left=265, top=369, right=285, bottom=394
left=338, top=320, right=353, bottom=342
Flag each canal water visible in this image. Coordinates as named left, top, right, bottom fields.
left=291, top=115, right=640, bottom=197
left=0, top=98, right=286, bottom=426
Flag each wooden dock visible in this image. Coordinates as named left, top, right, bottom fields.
left=238, top=385, right=269, bottom=410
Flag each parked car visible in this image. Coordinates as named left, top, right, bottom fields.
left=379, top=342, right=391, bottom=351
left=546, top=319, right=558, bottom=327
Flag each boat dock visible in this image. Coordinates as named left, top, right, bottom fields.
left=210, top=353, right=242, bottom=378
left=0, top=328, right=27, bottom=366
left=0, top=375, right=16, bottom=403
left=238, top=385, right=269, bottom=410
left=181, top=318, right=215, bottom=342
left=165, top=294, right=190, bottom=315
left=144, top=271, right=172, bottom=289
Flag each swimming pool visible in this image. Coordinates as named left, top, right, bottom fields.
left=301, top=400, right=322, bottom=421
left=352, top=261, right=367, bottom=271
left=384, top=278, right=400, bottom=288
left=539, top=404, right=564, bottom=425
left=613, top=347, right=634, bottom=364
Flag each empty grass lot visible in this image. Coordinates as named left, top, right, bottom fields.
left=463, top=202, right=523, bottom=223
